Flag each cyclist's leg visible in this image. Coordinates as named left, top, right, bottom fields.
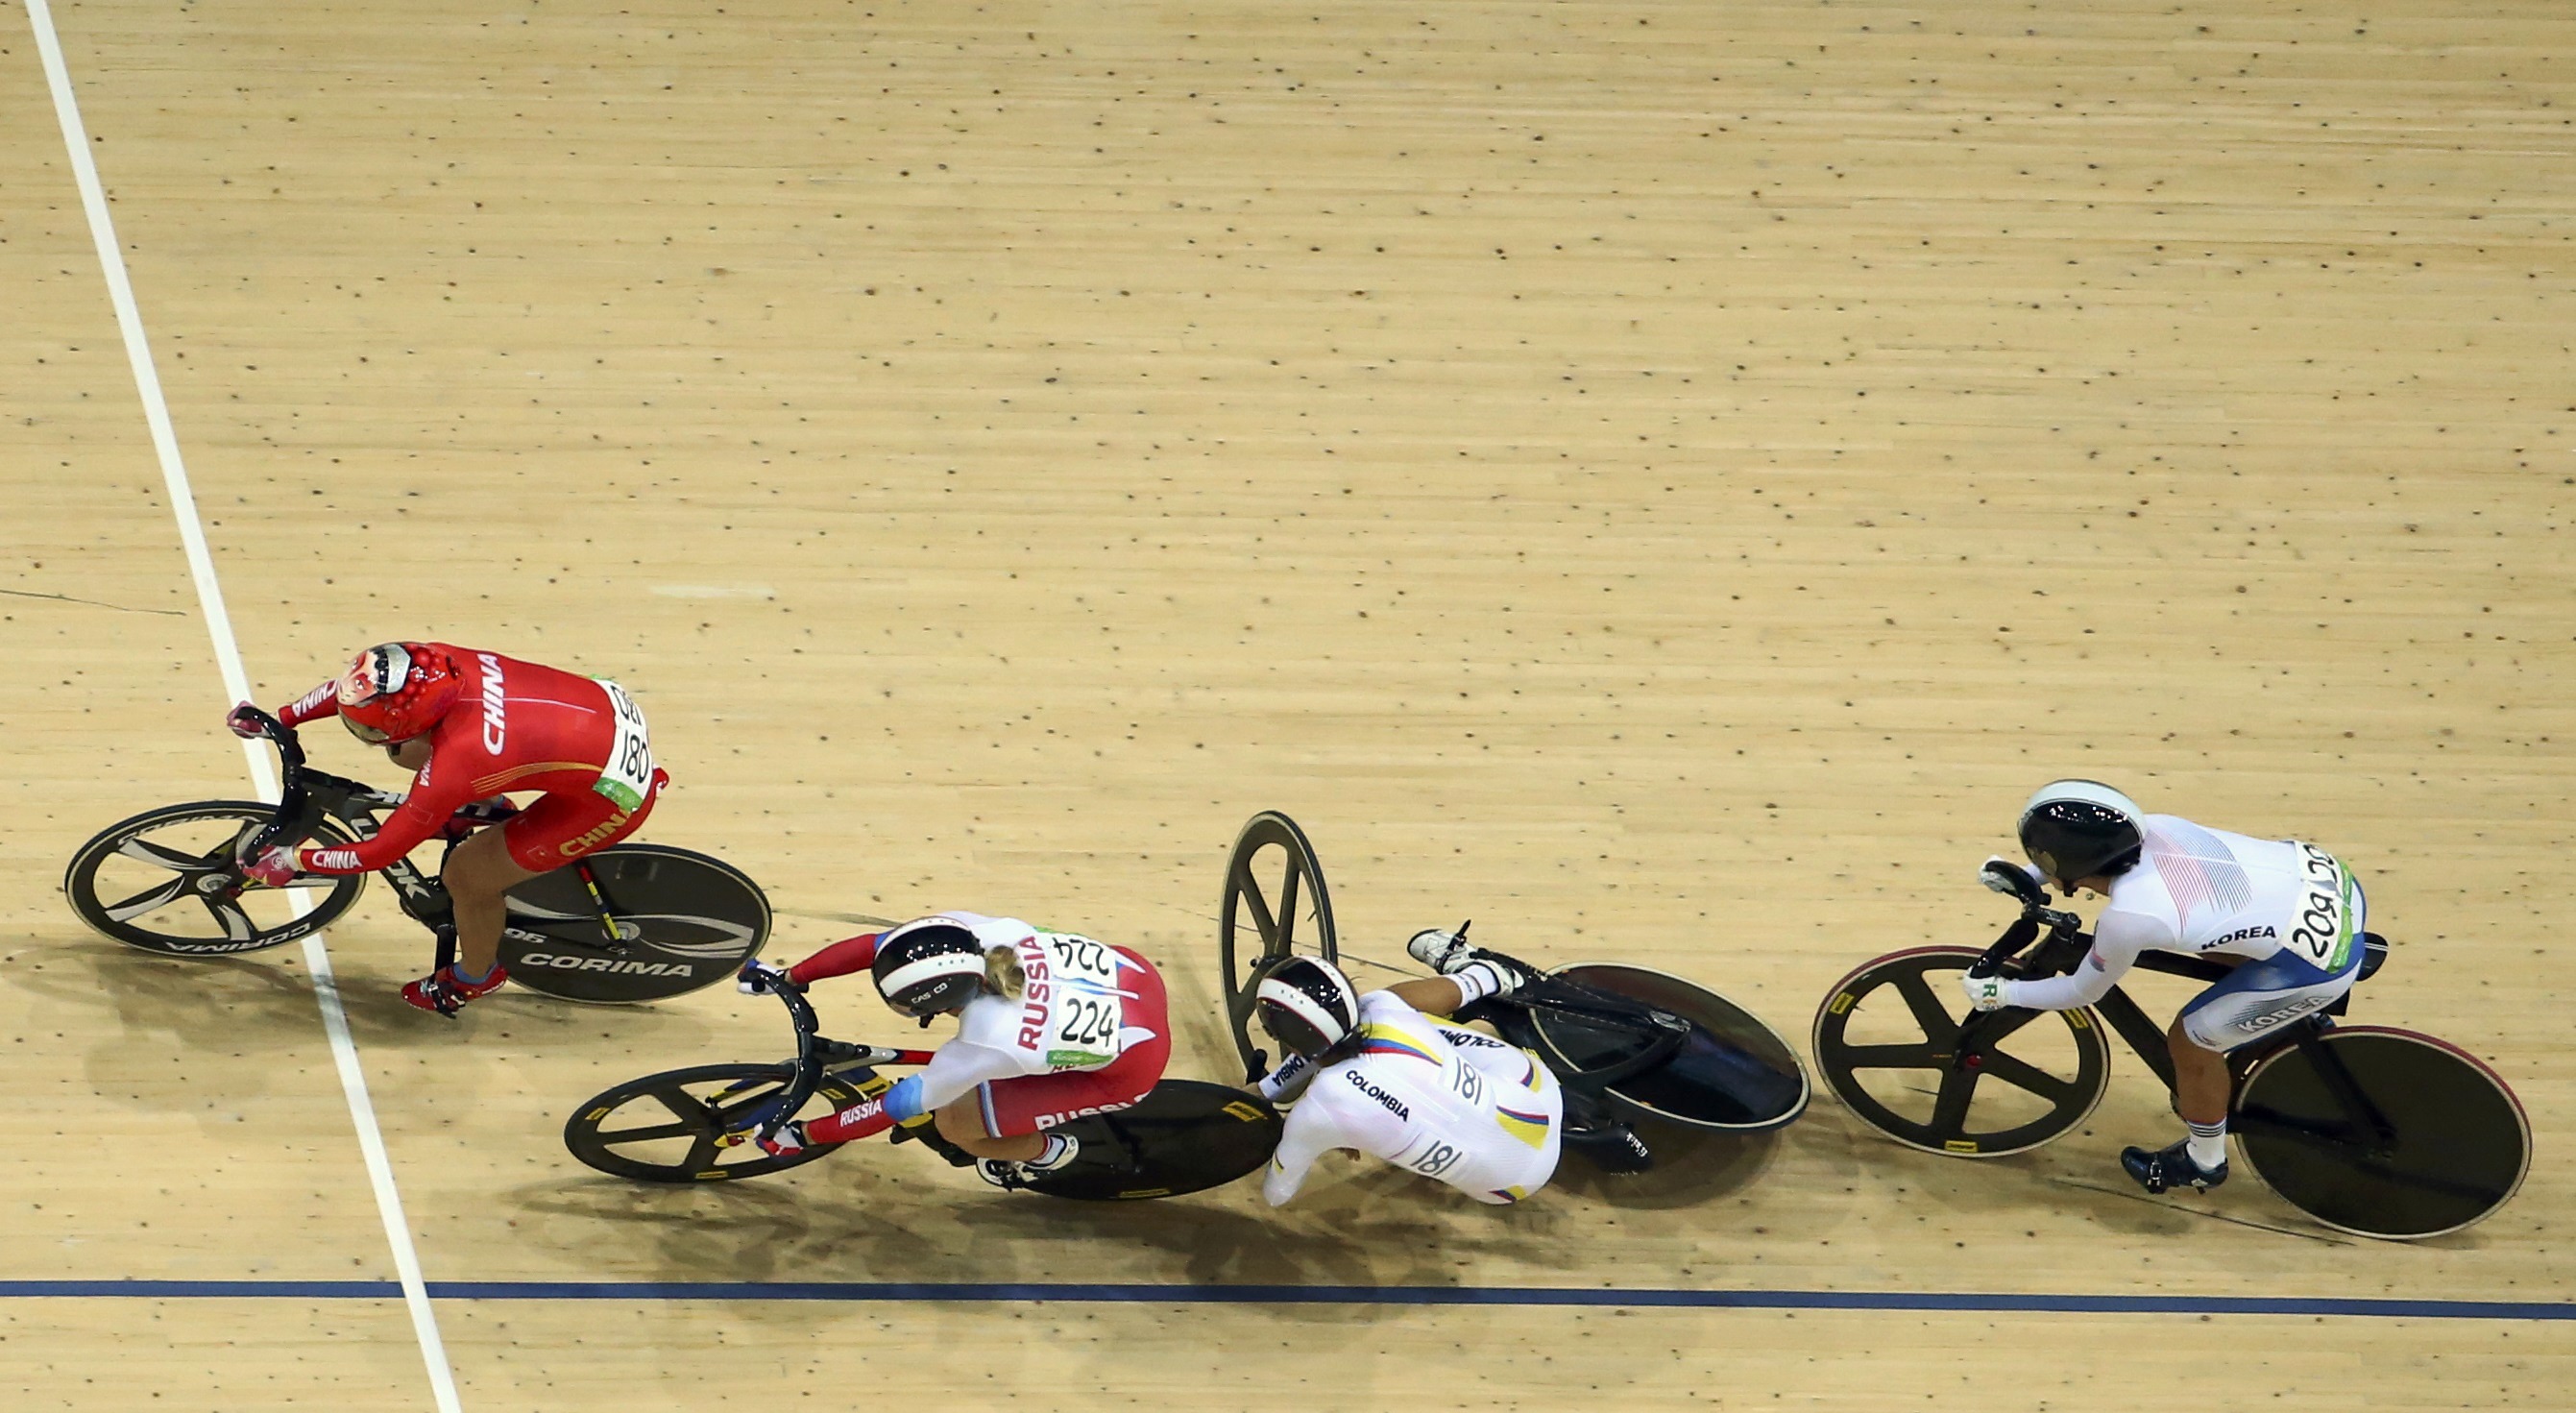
left=1409, top=928, right=1540, bottom=989
left=2178, top=952, right=2360, bottom=1062
left=439, top=828, right=542, bottom=980
left=2162, top=1011, right=2234, bottom=1166
left=1407, top=931, right=1545, bottom=1038
left=1384, top=968, right=1524, bottom=1021
left=460, top=772, right=665, bottom=976
left=932, top=1091, right=1036, bottom=1161
left=2127, top=951, right=2360, bottom=1190
left=943, top=1035, right=1171, bottom=1162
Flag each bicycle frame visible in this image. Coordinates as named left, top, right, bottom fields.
left=1963, top=896, right=2399, bottom=1158
left=235, top=707, right=622, bottom=967
left=1474, top=985, right=1691, bottom=1096
left=734, top=981, right=888, bottom=1132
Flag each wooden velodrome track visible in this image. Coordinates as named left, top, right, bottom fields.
left=4, top=0, right=2570, bottom=1406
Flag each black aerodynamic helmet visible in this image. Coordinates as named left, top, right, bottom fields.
left=1253, top=955, right=1362, bottom=1060
left=870, top=921, right=987, bottom=1017
left=2017, top=779, right=2147, bottom=883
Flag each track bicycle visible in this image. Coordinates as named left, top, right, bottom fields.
left=1809, top=867, right=2530, bottom=1239
left=562, top=966, right=1284, bottom=1200
left=1216, top=811, right=1810, bottom=1159
left=62, top=707, right=770, bottom=1004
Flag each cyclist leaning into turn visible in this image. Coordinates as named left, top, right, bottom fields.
left=1959, top=779, right=2369, bottom=1198
left=740, top=912, right=1172, bottom=1189
left=1245, top=926, right=1677, bottom=1208
left=1249, top=947, right=1559, bottom=1206
left=228, top=642, right=666, bottom=1016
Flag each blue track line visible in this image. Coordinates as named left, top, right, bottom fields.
left=2, top=1279, right=2566, bottom=1321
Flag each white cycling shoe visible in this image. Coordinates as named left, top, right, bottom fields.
left=1408, top=927, right=1475, bottom=974
left=976, top=1133, right=1081, bottom=1191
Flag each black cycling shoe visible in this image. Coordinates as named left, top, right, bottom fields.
left=1564, top=1118, right=1656, bottom=1175
left=2121, top=1137, right=2227, bottom=1195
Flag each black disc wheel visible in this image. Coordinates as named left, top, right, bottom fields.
left=1535, top=963, right=1810, bottom=1133
left=64, top=801, right=367, bottom=956
left=1024, top=1081, right=1284, bottom=1201
left=1218, top=811, right=1337, bottom=1079
left=500, top=844, right=771, bottom=1004
left=564, top=1062, right=877, bottom=1182
left=2233, top=1026, right=2530, bottom=1239
left=1810, top=945, right=2110, bottom=1157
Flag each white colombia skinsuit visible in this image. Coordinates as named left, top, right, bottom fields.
left=1255, top=990, right=1563, bottom=1206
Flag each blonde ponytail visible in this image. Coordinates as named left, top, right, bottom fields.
left=983, top=945, right=1027, bottom=1001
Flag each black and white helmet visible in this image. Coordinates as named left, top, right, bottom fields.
left=870, top=920, right=987, bottom=1017
left=1254, top=955, right=1362, bottom=1059
left=2017, top=779, right=2146, bottom=885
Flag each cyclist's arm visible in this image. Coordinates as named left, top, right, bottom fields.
left=293, top=766, right=461, bottom=876
left=1385, top=976, right=1471, bottom=1016
left=787, top=934, right=883, bottom=987
left=2003, top=910, right=2166, bottom=1010
left=1264, top=1068, right=1411, bottom=1206
left=900, top=1038, right=1024, bottom=1117
left=1385, top=961, right=1519, bottom=1018
left=806, top=1038, right=1022, bottom=1143
left=1263, top=1084, right=1357, bottom=1206
left=1255, top=1052, right=1320, bottom=1104
left=274, top=678, right=342, bottom=729
left=789, top=914, right=990, bottom=987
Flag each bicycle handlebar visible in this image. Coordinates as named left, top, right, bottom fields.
left=737, top=968, right=826, bottom=1143
left=238, top=707, right=316, bottom=866
left=1979, top=857, right=2046, bottom=906
left=732, top=966, right=937, bottom=1143
left=240, top=705, right=305, bottom=771
left=1965, top=898, right=2087, bottom=979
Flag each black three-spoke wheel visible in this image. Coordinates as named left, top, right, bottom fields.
left=1218, top=811, right=1338, bottom=1079
left=64, top=801, right=367, bottom=956
left=1810, top=945, right=2110, bottom=1156
left=563, top=1062, right=880, bottom=1183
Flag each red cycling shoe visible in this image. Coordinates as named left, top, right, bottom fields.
left=401, top=963, right=510, bottom=1017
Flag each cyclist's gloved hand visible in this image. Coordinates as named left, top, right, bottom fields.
left=439, top=795, right=522, bottom=841
left=241, top=844, right=299, bottom=889
left=738, top=959, right=795, bottom=996
left=225, top=702, right=267, bottom=740
left=1980, top=856, right=2044, bottom=899
left=1958, top=971, right=2008, bottom=1012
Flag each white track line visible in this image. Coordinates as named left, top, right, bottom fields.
left=24, top=5, right=464, bottom=1408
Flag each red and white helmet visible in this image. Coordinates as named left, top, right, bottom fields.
left=336, top=643, right=461, bottom=744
